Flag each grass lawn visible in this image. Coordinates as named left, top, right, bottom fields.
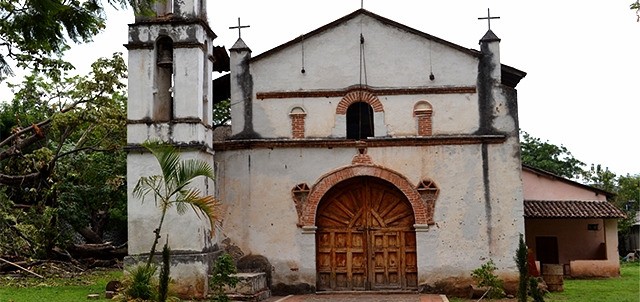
left=449, top=262, right=639, bottom=302
left=0, top=263, right=638, bottom=301
left=546, top=262, right=639, bottom=302
left=0, top=267, right=122, bottom=302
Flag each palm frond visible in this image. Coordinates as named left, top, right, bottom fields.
left=133, top=175, right=165, bottom=205
left=173, top=189, right=219, bottom=234
left=142, top=140, right=181, bottom=192
left=172, top=159, right=214, bottom=196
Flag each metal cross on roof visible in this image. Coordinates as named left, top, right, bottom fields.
left=478, top=8, right=500, bottom=30
left=229, top=17, right=250, bottom=39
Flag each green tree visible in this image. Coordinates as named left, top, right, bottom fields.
left=632, top=1, right=640, bottom=21
left=520, top=131, right=586, bottom=179
left=515, top=234, right=528, bottom=302
left=213, top=99, right=231, bottom=128
left=614, top=174, right=640, bottom=235
left=0, top=0, right=158, bottom=79
left=0, top=53, right=127, bottom=257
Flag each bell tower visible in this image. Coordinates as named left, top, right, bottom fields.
left=125, top=0, right=226, bottom=298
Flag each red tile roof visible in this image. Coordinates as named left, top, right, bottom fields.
left=524, top=200, right=626, bottom=219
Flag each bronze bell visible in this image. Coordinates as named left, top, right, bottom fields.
left=157, top=48, right=173, bottom=68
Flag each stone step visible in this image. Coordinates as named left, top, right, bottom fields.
left=225, top=272, right=271, bottom=302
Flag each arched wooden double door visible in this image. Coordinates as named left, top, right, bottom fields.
left=316, top=176, right=417, bottom=291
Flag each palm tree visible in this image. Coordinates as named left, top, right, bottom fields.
left=133, top=140, right=219, bottom=266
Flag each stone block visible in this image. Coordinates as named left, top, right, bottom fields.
left=224, top=272, right=271, bottom=301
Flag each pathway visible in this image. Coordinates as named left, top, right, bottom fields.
left=264, top=293, right=448, bottom=302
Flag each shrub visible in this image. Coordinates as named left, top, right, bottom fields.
left=515, top=233, right=529, bottom=302
left=471, top=259, right=505, bottom=299
left=120, top=264, right=158, bottom=301
left=209, top=253, right=239, bottom=302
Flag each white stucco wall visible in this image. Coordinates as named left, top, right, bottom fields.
left=250, top=15, right=478, bottom=92
left=233, top=14, right=481, bottom=139
left=216, top=142, right=523, bottom=286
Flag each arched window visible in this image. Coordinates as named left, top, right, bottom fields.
left=154, top=36, right=174, bottom=122
left=346, top=102, right=374, bottom=139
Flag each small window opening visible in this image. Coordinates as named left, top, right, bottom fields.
left=154, top=36, right=174, bottom=122
left=587, top=224, right=599, bottom=231
left=346, top=102, right=374, bottom=139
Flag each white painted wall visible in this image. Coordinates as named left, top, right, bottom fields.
left=216, top=143, right=523, bottom=285
left=233, top=14, right=481, bottom=139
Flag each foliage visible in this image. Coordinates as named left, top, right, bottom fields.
left=119, top=264, right=158, bottom=301
left=632, top=1, right=640, bottom=21
left=0, top=53, right=128, bottom=258
left=470, top=259, right=505, bottom=299
left=514, top=234, right=529, bottom=302
left=0, top=0, right=158, bottom=79
left=159, top=241, right=171, bottom=302
left=529, top=277, right=546, bottom=302
left=209, top=253, right=239, bottom=302
left=212, top=99, right=231, bottom=128
left=615, top=173, right=639, bottom=235
left=520, top=131, right=586, bottom=180
left=133, top=140, right=220, bottom=266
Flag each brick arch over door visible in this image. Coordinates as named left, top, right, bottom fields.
left=300, top=165, right=428, bottom=226
left=336, top=90, right=384, bottom=114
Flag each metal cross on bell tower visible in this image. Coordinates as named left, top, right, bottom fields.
left=478, top=8, right=500, bottom=30
left=229, top=17, right=250, bottom=39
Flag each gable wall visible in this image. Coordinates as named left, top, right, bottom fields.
left=246, top=15, right=480, bottom=138
left=522, top=169, right=607, bottom=201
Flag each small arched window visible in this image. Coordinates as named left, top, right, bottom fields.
left=346, top=102, right=374, bottom=139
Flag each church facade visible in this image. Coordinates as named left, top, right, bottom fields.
left=126, top=3, right=527, bottom=297
left=215, top=9, right=526, bottom=294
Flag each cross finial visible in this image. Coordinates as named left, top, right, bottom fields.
left=478, top=8, right=500, bottom=30
left=229, top=17, right=250, bottom=39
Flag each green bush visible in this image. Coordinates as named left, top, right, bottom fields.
left=118, top=264, right=158, bottom=301
left=209, top=253, right=239, bottom=302
left=471, top=259, right=505, bottom=299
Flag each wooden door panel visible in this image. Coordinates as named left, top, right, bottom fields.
left=316, top=177, right=417, bottom=291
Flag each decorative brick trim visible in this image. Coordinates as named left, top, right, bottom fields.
left=300, top=165, right=428, bottom=226
left=291, top=183, right=311, bottom=227
left=336, top=90, right=383, bottom=114
left=414, top=101, right=433, bottom=136
left=351, top=147, right=373, bottom=165
left=416, top=114, right=432, bottom=136
left=416, top=179, right=439, bottom=225
left=212, top=135, right=506, bottom=151
left=289, top=111, right=306, bottom=139
left=256, top=85, right=476, bottom=100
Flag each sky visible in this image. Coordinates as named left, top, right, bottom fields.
left=4, top=1, right=640, bottom=176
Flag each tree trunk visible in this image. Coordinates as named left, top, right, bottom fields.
left=67, top=243, right=127, bottom=260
